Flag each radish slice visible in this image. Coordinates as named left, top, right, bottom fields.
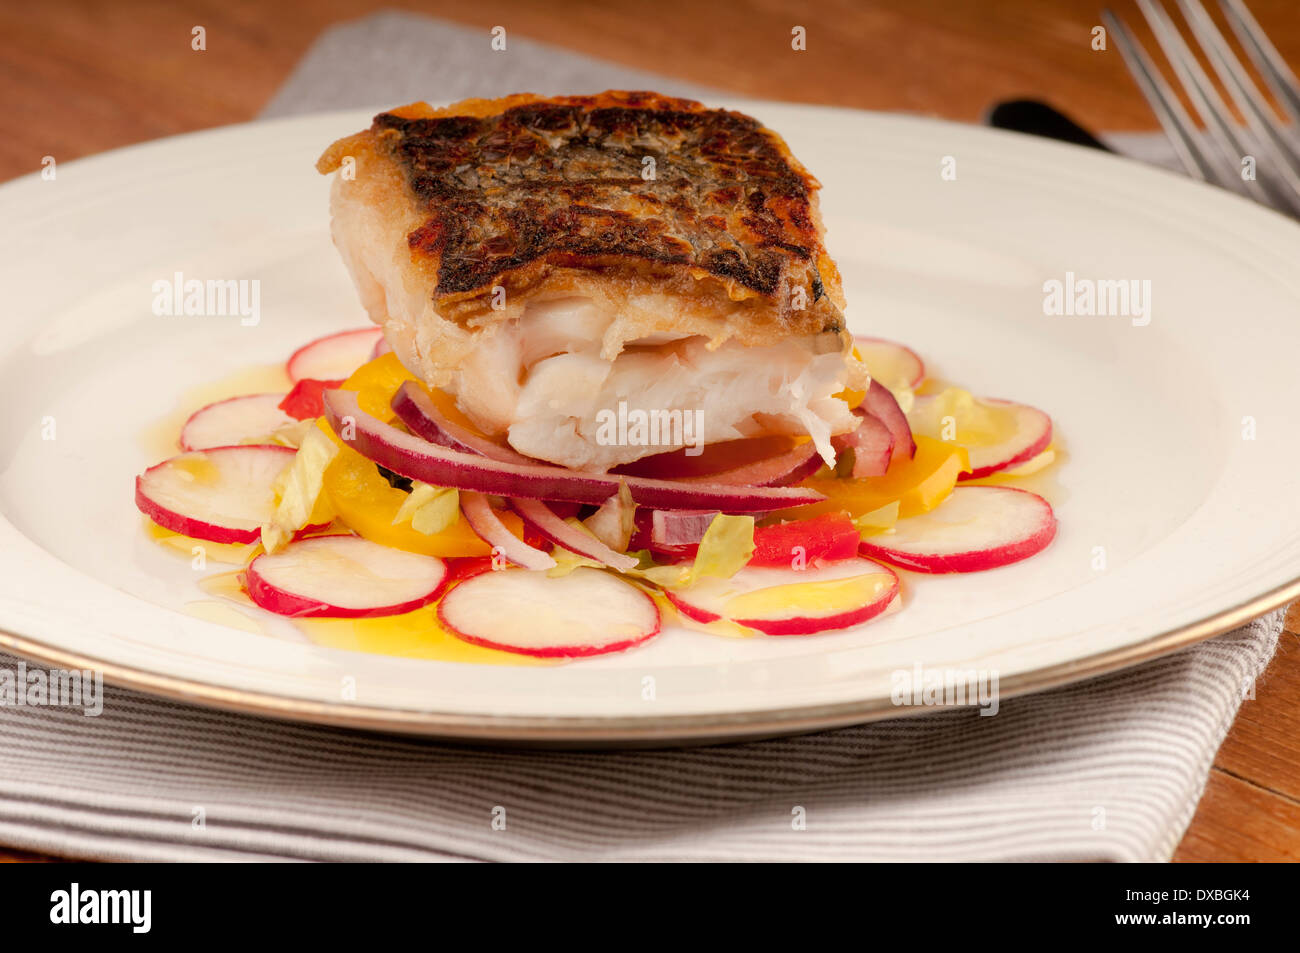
left=959, top=399, right=1051, bottom=480
left=461, top=491, right=556, bottom=570
left=666, top=557, right=899, bottom=636
left=908, top=394, right=1052, bottom=480
left=861, top=380, right=916, bottom=461
left=832, top=410, right=894, bottom=478
left=859, top=486, right=1056, bottom=573
left=439, top=567, right=661, bottom=657
left=509, top=498, right=638, bottom=571
left=246, top=534, right=449, bottom=618
left=135, top=445, right=297, bottom=543
left=322, top=389, right=825, bottom=512
left=370, top=334, right=392, bottom=360
left=391, top=380, right=534, bottom=464
left=180, top=394, right=295, bottom=451
left=287, top=328, right=383, bottom=383
left=855, top=336, right=925, bottom=390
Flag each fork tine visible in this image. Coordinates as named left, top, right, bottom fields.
left=1102, top=9, right=1228, bottom=185
left=1135, top=0, right=1265, bottom=200
left=1177, top=0, right=1300, bottom=212
left=1220, top=0, right=1300, bottom=125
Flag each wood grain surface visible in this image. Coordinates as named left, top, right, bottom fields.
left=0, top=0, right=1297, bottom=863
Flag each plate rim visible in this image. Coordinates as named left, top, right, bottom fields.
left=1, top=575, right=1292, bottom=744
left=2, top=103, right=1298, bottom=744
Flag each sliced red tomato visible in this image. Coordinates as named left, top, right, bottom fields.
left=748, top=513, right=860, bottom=567
left=639, top=512, right=860, bottom=566
left=279, top=378, right=345, bottom=420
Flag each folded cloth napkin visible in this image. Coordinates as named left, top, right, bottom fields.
left=0, top=11, right=1286, bottom=862
left=0, top=611, right=1281, bottom=862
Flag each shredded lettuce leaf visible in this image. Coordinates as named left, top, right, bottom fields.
left=641, top=513, right=755, bottom=589
left=392, top=482, right=459, bottom=536
left=261, top=426, right=339, bottom=553
left=853, top=501, right=901, bottom=538
left=546, top=518, right=604, bottom=578
left=584, top=482, right=636, bottom=552
left=547, top=512, right=756, bottom=589
left=263, top=418, right=316, bottom=449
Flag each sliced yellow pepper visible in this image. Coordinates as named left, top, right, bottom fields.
left=322, top=444, right=524, bottom=557
left=340, top=351, right=421, bottom=422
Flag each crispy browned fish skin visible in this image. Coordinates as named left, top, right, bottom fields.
left=317, top=90, right=846, bottom=343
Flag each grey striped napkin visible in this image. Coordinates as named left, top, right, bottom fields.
left=0, top=11, right=1285, bottom=862
left=0, top=609, right=1281, bottom=862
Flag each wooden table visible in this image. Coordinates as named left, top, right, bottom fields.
left=1, top=0, right=1297, bottom=862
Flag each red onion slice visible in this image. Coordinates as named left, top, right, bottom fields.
left=832, top=410, right=895, bottom=478
left=460, top=491, right=556, bottom=570
left=510, top=498, right=638, bottom=571
left=861, top=380, right=916, bottom=460
left=391, top=380, right=534, bottom=464
left=680, top=440, right=822, bottom=487
left=322, top=389, right=825, bottom=511
left=651, top=509, right=721, bottom=548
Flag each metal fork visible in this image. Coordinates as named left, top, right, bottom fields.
left=1102, top=0, right=1300, bottom=218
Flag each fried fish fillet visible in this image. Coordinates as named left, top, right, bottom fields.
left=318, top=90, right=866, bottom=470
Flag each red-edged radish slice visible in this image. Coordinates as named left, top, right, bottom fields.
left=958, top=399, right=1052, bottom=480
left=509, top=498, right=637, bottom=571
left=461, top=491, right=556, bottom=570
left=438, top=567, right=660, bottom=658
left=832, top=409, right=894, bottom=478
left=135, top=445, right=296, bottom=544
left=287, top=327, right=383, bottom=383
left=322, top=389, right=825, bottom=512
left=179, top=394, right=295, bottom=451
left=665, top=557, right=899, bottom=636
left=861, top=380, right=916, bottom=461
left=391, top=380, right=534, bottom=464
left=859, top=486, right=1056, bottom=573
left=855, top=336, right=925, bottom=390
left=370, top=334, right=392, bottom=360
left=908, top=394, right=1052, bottom=480
left=246, top=534, right=449, bottom=618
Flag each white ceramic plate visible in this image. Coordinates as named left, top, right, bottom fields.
left=2, top=104, right=1298, bottom=744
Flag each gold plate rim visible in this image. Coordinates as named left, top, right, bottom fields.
left=0, top=576, right=1294, bottom=747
